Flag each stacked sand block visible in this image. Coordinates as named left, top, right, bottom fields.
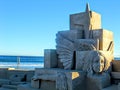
left=0, top=68, right=13, bottom=87
left=18, top=83, right=39, bottom=90
left=44, top=49, right=58, bottom=68
left=0, top=68, right=10, bottom=79
left=75, top=51, right=113, bottom=90
left=7, top=69, right=34, bottom=82
left=102, top=85, right=118, bottom=90
left=0, top=68, right=34, bottom=90
left=112, top=60, right=120, bottom=72
left=70, top=10, right=101, bottom=31
left=92, top=29, right=114, bottom=51
left=20, top=69, right=86, bottom=90
left=30, top=4, right=114, bottom=90
left=111, top=60, right=120, bottom=86
left=0, top=68, right=34, bottom=82
left=31, top=68, right=86, bottom=90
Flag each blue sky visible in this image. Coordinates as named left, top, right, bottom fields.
left=0, top=0, right=120, bottom=56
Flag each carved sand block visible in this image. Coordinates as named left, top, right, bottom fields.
left=112, top=60, right=120, bottom=72
left=44, top=49, right=58, bottom=68
left=111, top=72, right=120, bottom=84
left=70, top=12, right=88, bottom=30
left=70, top=11, right=101, bottom=31
left=86, top=73, right=111, bottom=90
left=92, top=29, right=114, bottom=51
left=44, top=49, right=64, bottom=69
left=57, top=30, right=84, bottom=41
left=31, top=80, right=40, bottom=89
left=56, top=34, right=75, bottom=51
left=56, top=29, right=84, bottom=53
left=76, top=50, right=113, bottom=74
left=102, top=85, right=118, bottom=90
left=111, top=60, right=120, bottom=85
left=56, top=32, right=99, bottom=70
left=18, top=83, right=39, bottom=90
left=70, top=4, right=101, bottom=39
left=74, top=39, right=98, bottom=50
left=31, top=3, right=115, bottom=90
left=31, top=68, right=57, bottom=89
left=31, top=68, right=86, bottom=90
left=0, top=68, right=9, bottom=79
left=0, top=79, right=10, bottom=86
left=76, top=50, right=113, bottom=90
left=9, top=74, right=26, bottom=82
left=56, top=33, right=75, bottom=69
left=111, top=72, right=120, bottom=79
left=118, top=83, right=120, bottom=90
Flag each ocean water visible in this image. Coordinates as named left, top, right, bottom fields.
left=0, top=55, right=119, bottom=70
left=0, top=56, right=44, bottom=70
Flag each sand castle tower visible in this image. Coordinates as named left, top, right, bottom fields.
left=31, top=4, right=114, bottom=90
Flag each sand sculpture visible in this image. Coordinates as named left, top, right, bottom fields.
left=31, top=3, right=114, bottom=90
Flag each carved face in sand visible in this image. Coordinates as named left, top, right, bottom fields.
left=92, top=55, right=105, bottom=73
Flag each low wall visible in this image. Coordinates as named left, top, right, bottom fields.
left=0, top=68, right=34, bottom=82
left=112, top=60, right=120, bottom=72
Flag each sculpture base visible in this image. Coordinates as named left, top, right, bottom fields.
left=31, top=68, right=86, bottom=90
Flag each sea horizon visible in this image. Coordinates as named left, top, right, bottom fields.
left=0, top=55, right=44, bottom=70
left=0, top=55, right=120, bottom=70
